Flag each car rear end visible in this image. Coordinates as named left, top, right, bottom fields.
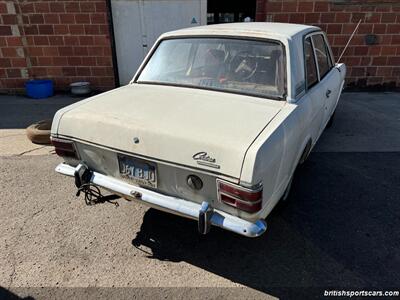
left=51, top=29, right=289, bottom=237
left=51, top=135, right=268, bottom=237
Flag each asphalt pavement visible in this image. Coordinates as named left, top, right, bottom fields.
left=0, top=92, right=399, bottom=299
left=0, top=95, right=80, bottom=156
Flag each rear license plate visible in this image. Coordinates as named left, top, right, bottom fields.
left=118, top=155, right=157, bottom=188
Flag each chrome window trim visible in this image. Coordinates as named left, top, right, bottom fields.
left=303, top=31, right=335, bottom=93
left=303, top=33, right=320, bottom=91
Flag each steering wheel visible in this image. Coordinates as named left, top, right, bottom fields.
left=229, top=51, right=258, bottom=81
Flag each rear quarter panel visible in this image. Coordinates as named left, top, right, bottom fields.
left=240, top=99, right=313, bottom=220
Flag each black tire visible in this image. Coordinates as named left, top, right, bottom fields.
left=326, top=112, right=335, bottom=128
left=274, top=175, right=294, bottom=212
left=281, top=175, right=293, bottom=202
left=276, top=141, right=310, bottom=211
left=26, top=119, right=52, bottom=145
left=299, top=140, right=312, bottom=165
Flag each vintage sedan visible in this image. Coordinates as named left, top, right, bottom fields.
left=51, top=23, right=346, bottom=237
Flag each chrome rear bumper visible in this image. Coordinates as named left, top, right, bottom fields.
left=55, top=163, right=267, bottom=237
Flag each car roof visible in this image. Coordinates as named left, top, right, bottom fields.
left=161, top=22, right=320, bottom=40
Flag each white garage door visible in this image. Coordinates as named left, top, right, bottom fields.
left=111, top=0, right=207, bottom=85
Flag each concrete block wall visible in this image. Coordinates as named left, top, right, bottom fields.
left=0, top=0, right=115, bottom=94
left=257, top=0, right=400, bottom=89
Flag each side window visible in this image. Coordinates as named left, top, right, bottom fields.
left=304, top=37, right=318, bottom=89
left=312, top=34, right=331, bottom=79
left=324, top=35, right=335, bottom=66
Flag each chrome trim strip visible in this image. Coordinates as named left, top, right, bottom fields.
left=196, top=160, right=220, bottom=169
left=55, top=163, right=267, bottom=238
left=217, top=178, right=263, bottom=193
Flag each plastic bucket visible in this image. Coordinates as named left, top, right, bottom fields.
left=25, top=80, right=54, bottom=99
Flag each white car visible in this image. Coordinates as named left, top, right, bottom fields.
left=51, top=23, right=346, bottom=237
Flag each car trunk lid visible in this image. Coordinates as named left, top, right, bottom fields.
left=56, top=84, right=284, bottom=178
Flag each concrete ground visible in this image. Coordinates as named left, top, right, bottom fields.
left=0, top=92, right=399, bottom=299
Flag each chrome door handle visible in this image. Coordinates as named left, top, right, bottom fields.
left=326, top=89, right=331, bottom=98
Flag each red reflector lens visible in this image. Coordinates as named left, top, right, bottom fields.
left=235, top=199, right=262, bottom=213
left=51, top=137, right=78, bottom=159
left=218, top=180, right=262, bottom=213
left=220, top=194, right=236, bottom=205
left=220, top=194, right=262, bottom=213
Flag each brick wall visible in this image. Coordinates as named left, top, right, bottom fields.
left=0, top=0, right=115, bottom=94
left=257, top=0, right=400, bottom=89
left=1, top=0, right=398, bottom=93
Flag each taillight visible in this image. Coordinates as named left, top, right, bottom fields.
left=217, top=179, right=262, bottom=213
left=51, top=137, right=79, bottom=159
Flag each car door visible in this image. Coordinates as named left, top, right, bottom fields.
left=311, top=33, right=342, bottom=129
left=270, top=35, right=326, bottom=197
left=299, top=35, right=326, bottom=144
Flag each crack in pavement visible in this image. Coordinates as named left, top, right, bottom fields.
left=14, top=146, right=48, bottom=156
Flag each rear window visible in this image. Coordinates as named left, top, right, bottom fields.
left=137, top=38, right=286, bottom=100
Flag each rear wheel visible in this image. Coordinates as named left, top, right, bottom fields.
left=299, top=140, right=312, bottom=165
left=326, top=112, right=335, bottom=128
left=281, top=175, right=293, bottom=202
left=274, top=174, right=294, bottom=212
left=276, top=142, right=310, bottom=210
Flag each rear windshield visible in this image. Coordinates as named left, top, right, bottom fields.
left=137, top=38, right=286, bottom=100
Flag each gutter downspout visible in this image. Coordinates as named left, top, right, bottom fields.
left=106, top=0, right=120, bottom=88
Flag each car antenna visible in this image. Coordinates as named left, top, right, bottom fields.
left=337, top=19, right=362, bottom=63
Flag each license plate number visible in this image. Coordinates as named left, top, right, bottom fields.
left=118, top=155, right=157, bottom=188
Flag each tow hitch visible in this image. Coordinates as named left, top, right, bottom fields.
left=56, top=163, right=267, bottom=237
left=74, top=163, right=120, bottom=207
left=74, top=163, right=92, bottom=188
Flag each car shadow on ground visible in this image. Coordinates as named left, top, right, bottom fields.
left=0, top=287, right=34, bottom=300
left=132, top=152, right=400, bottom=298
